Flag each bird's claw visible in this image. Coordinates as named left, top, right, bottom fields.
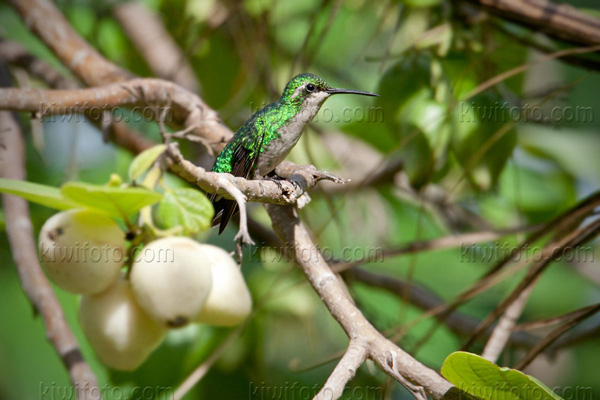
left=314, top=170, right=346, bottom=184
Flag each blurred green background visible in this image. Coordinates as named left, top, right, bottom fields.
left=1, top=0, right=600, bottom=398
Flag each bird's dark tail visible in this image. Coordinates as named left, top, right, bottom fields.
left=210, top=195, right=238, bottom=234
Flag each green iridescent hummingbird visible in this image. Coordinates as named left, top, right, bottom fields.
left=210, top=73, right=378, bottom=233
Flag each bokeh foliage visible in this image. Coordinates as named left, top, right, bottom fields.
left=1, top=0, right=600, bottom=398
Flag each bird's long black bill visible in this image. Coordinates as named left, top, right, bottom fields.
left=326, top=88, right=379, bottom=97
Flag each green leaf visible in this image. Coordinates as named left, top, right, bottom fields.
left=451, top=94, right=517, bottom=190
left=61, top=182, right=162, bottom=218
left=375, top=57, right=452, bottom=186
left=441, top=352, right=563, bottom=400
left=158, top=188, right=214, bottom=234
left=128, top=144, right=167, bottom=181
left=0, top=179, right=79, bottom=210
left=497, top=164, right=575, bottom=222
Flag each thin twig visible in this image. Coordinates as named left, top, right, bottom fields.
left=515, top=303, right=600, bottom=370
left=333, top=224, right=537, bottom=272
left=173, top=326, right=244, bottom=400
left=462, top=217, right=600, bottom=350
left=345, top=269, right=540, bottom=349
left=461, top=44, right=600, bottom=101
left=481, top=283, right=536, bottom=362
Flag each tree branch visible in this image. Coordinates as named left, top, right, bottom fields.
left=345, top=268, right=541, bottom=349
left=315, top=340, right=368, bottom=400
left=481, top=283, right=536, bottom=362
left=114, top=1, right=199, bottom=93
left=0, top=40, right=77, bottom=89
left=462, top=217, right=600, bottom=351
left=8, top=0, right=131, bottom=85
left=333, top=224, right=537, bottom=272
left=265, top=205, right=457, bottom=399
left=7, top=0, right=232, bottom=155
left=167, top=145, right=345, bottom=205
left=0, top=39, right=155, bottom=155
left=0, top=110, right=101, bottom=399
left=0, top=79, right=232, bottom=150
left=461, top=0, right=600, bottom=46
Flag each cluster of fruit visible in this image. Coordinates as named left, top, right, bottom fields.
left=38, top=209, right=251, bottom=370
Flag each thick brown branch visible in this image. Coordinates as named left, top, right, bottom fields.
left=266, top=205, right=455, bottom=399
left=462, top=0, right=600, bottom=46
left=8, top=0, right=131, bottom=85
left=0, top=80, right=232, bottom=150
left=7, top=0, right=232, bottom=154
left=0, top=40, right=77, bottom=89
left=114, top=2, right=199, bottom=93
left=0, top=111, right=101, bottom=399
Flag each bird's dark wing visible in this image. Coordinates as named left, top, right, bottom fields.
left=211, top=131, right=265, bottom=234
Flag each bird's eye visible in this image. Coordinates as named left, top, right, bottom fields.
left=306, top=84, right=316, bottom=92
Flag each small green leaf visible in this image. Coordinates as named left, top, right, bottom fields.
left=441, top=352, right=563, bottom=400
left=128, top=144, right=167, bottom=181
left=159, top=188, right=214, bottom=234
left=0, top=178, right=79, bottom=210
left=61, top=182, right=162, bottom=218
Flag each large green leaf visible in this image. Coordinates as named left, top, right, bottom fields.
left=61, top=182, right=162, bottom=218
left=441, top=352, right=563, bottom=400
left=128, top=144, right=167, bottom=181
left=498, top=164, right=575, bottom=222
left=0, top=178, right=79, bottom=210
left=372, top=57, right=453, bottom=187
left=158, top=188, right=214, bottom=234
left=451, top=94, right=517, bottom=190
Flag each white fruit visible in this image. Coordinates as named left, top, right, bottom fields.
left=39, top=209, right=125, bottom=294
left=195, top=244, right=252, bottom=327
left=79, top=278, right=166, bottom=371
left=130, top=237, right=213, bottom=328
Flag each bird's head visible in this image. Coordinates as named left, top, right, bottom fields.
left=281, top=73, right=378, bottom=112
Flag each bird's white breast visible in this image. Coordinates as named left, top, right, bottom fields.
left=255, top=92, right=329, bottom=177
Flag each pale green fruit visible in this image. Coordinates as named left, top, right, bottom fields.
left=130, top=237, right=213, bottom=328
left=195, top=244, right=252, bottom=327
left=79, top=278, right=167, bottom=371
left=39, top=209, right=125, bottom=294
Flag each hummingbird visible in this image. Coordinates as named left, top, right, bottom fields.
left=210, top=73, right=378, bottom=233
